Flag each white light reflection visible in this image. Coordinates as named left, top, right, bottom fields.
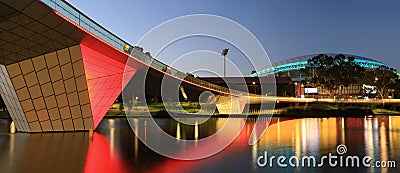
left=144, top=120, right=147, bottom=143
left=364, top=117, right=374, bottom=159
left=176, top=122, right=181, bottom=139
left=9, top=123, right=15, bottom=167
left=251, top=122, right=258, bottom=168
left=301, top=119, right=307, bottom=154
left=277, top=118, right=280, bottom=144
left=389, top=116, right=395, bottom=160
left=10, top=121, right=16, bottom=133
left=380, top=122, right=388, bottom=173
left=303, top=119, right=320, bottom=155
left=373, top=118, right=380, bottom=155
left=109, top=119, right=115, bottom=158
left=295, top=120, right=301, bottom=158
left=194, top=121, right=198, bottom=140
left=341, top=118, right=345, bottom=144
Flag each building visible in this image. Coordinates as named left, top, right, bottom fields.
left=250, top=53, right=398, bottom=98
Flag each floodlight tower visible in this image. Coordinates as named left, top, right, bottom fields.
left=221, top=48, right=229, bottom=77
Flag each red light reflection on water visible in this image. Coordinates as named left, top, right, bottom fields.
left=144, top=118, right=292, bottom=173
left=84, top=133, right=129, bottom=173
left=82, top=118, right=292, bottom=173
left=146, top=118, right=250, bottom=172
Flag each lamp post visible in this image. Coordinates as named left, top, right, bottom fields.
left=221, top=48, right=229, bottom=77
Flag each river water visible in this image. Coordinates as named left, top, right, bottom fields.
left=0, top=116, right=399, bottom=173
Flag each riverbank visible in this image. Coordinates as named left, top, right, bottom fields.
left=104, top=108, right=400, bottom=119
left=1, top=106, right=399, bottom=120
left=108, top=101, right=399, bottom=117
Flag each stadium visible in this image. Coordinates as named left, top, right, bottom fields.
left=250, top=53, right=398, bottom=97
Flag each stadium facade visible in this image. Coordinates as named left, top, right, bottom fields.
left=251, top=53, right=397, bottom=97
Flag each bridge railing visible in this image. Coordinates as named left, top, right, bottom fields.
left=131, top=49, right=246, bottom=96
left=41, top=0, right=126, bottom=51
left=41, top=0, right=252, bottom=97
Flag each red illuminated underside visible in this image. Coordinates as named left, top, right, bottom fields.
left=80, top=43, right=136, bottom=128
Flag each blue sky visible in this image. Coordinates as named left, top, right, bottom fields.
left=67, top=0, right=400, bottom=76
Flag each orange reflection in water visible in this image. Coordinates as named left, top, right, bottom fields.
left=145, top=118, right=250, bottom=173
left=145, top=117, right=284, bottom=173
left=84, top=132, right=128, bottom=173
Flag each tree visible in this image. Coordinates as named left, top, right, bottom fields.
left=332, top=55, right=365, bottom=95
left=361, top=65, right=397, bottom=99
left=302, top=54, right=365, bottom=98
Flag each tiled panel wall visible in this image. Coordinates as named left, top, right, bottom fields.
left=0, top=65, right=30, bottom=132
left=85, top=75, right=124, bottom=128
left=4, top=45, right=94, bottom=132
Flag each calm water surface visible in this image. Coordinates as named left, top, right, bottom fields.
left=1, top=116, right=400, bottom=173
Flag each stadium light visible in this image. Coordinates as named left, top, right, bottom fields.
left=221, top=48, right=229, bottom=77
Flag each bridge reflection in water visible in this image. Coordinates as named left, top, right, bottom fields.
left=0, top=116, right=400, bottom=173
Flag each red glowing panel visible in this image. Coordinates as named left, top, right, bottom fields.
left=80, top=44, right=137, bottom=128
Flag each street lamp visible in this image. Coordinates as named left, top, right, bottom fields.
left=221, top=48, right=229, bottom=77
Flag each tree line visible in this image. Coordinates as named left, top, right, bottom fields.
left=301, top=54, right=398, bottom=98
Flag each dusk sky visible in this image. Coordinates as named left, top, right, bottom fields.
left=67, top=0, right=400, bottom=76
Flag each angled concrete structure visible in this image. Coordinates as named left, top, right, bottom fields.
left=0, top=0, right=137, bottom=132
left=0, top=46, right=94, bottom=132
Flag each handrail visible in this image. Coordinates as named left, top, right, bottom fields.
left=40, top=0, right=253, bottom=97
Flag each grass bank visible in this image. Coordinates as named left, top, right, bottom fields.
left=106, top=102, right=400, bottom=118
